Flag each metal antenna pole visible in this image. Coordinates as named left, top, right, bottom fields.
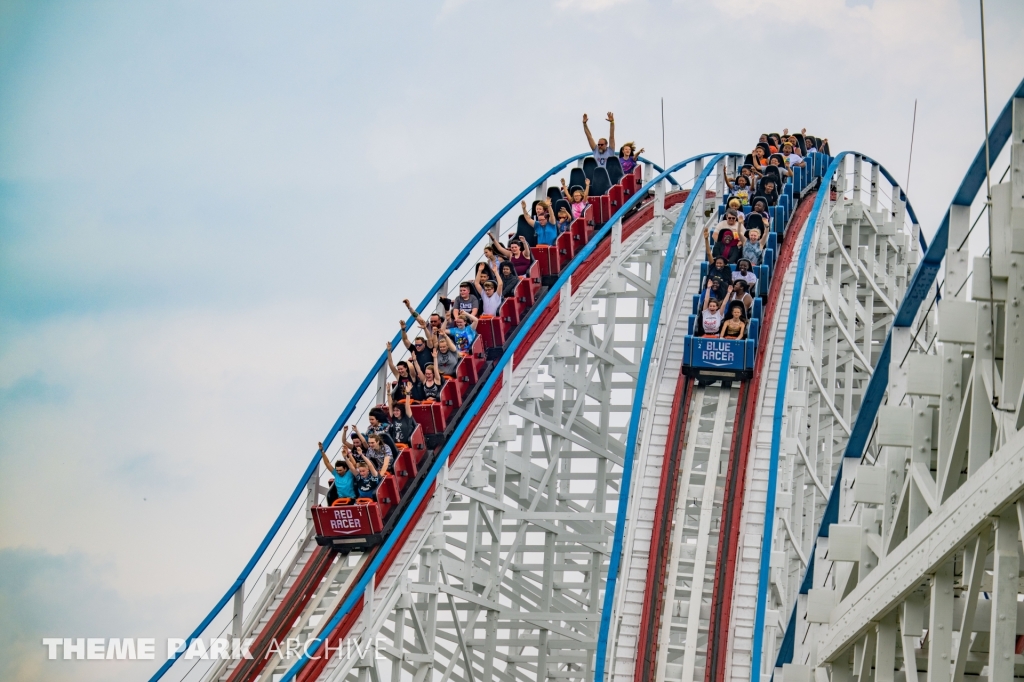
left=905, top=99, right=917, bottom=196
left=979, top=0, right=999, bottom=407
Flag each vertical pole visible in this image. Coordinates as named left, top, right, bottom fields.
left=989, top=510, right=1019, bottom=682
left=870, top=164, right=880, bottom=213
left=874, top=612, right=897, bottom=682
left=376, top=364, right=388, bottom=408
left=232, top=582, right=244, bottom=641
left=853, top=155, right=862, bottom=202
left=693, top=158, right=705, bottom=233
left=393, top=594, right=409, bottom=682
left=306, top=463, right=319, bottom=528
left=654, top=177, right=666, bottom=223
left=927, top=561, right=954, bottom=682
left=944, top=205, right=971, bottom=298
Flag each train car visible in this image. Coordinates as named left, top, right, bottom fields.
left=682, top=152, right=830, bottom=382
left=309, top=158, right=648, bottom=550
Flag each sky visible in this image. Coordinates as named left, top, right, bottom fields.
left=1, top=0, right=1023, bottom=680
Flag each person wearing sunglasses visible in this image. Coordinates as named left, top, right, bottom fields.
left=711, top=209, right=743, bottom=241
left=582, top=112, right=616, bottom=167
left=400, top=319, right=434, bottom=369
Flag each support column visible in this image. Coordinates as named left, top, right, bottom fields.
left=927, top=561, right=953, bottom=682
left=989, top=509, right=1019, bottom=682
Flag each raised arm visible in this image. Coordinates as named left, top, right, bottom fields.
left=607, top=112, right=615, bottom=151
left=703, top=280, right=714, bottom=311
left=385, top=341, right=400, bottom=376
left=489, top=232, right=511, bottom=258
left=432, top=346, right=441, bottom=379
left=583, top=113, right=596, bottom=150
left=704, top=226, right=713, bottom=261
left=520, top=200, right=536, bottom=228
left=471, top=268, right=486, bottom=299
left=759, top=227, right=770, bottom=247
left=519, top=237, right=531, bottom=260
left=408, top=353, right=425, bottom=382
left=361, top=454, right=380, bottom=478
left=403, top=299, right=427, bottom=329
left=318, top=442, right=335, bottom=474
left=492, top=267, right=504, bottom=297
left=466, top=313, right=479, bottom=331
left=560, top=178, right=572, bottom=202
left=399, top=320, right=413, bottom=351
left=351, top=424, right=369, bottom=450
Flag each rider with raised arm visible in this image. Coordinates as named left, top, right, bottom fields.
left=319, top=439, right=357, bottom=502
left=582, top=112, right=616, bottom=167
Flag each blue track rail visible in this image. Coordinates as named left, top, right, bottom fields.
left=759, top=74, right=1024, bottom=679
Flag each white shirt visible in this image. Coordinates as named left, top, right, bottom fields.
left=732, top=270, right=757, bottom=286
left=701, top=309, right=724, bottom=335
left=481, top=291, right=502, bottom=316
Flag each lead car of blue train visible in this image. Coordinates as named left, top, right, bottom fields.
left=681, top=150, right=831, bottom=381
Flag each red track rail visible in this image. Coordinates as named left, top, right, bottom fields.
left=634, top=374, right=692, bottom=681
left=227, top=546, right=337, bottom=682
left=292, top=190, right=694, bottom=681
left=704, top=193, right=817, bottom=682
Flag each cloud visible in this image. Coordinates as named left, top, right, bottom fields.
left=555, top=0, right=637, bottom=11
left=439, top=0, right=475, bottom=15
left=1, top=1, right=1023, bottom=679
left=0, top=547, right=165, bottom=681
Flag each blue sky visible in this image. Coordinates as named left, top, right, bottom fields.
left=1, top=0, right=1023, bottom=679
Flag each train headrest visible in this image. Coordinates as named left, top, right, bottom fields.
left=582, top=156, right=597, bottom=181
left=569, top=167, right=587, bottom=191
left=590, top=167, right=612, bottom=196
left=605, top=156, right=624, bottom=185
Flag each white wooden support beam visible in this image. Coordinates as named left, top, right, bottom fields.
left=988, top=507, right=1019, bottom=682
left=944, top=206, right=971, bottom=299
left=232, top=581, right=244, bottom=641
left=951, top=529, right=988, bottom=682
left=853, top=155, right=863, bottom=202
left=927, top=561, right=954, bottom=682
left=874, top=612, right=897, bottom=682
left=969, top=301, right=994, bottom=473
left=870, top=164, right=879, bottom=212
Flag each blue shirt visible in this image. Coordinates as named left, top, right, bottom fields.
left=535, top=222, right=557, bottom=246
left=333, top=470, right=356, bottom=499
left=355, top=473, right=381, bottom=499
left=449, top=326, right=476, bottom=353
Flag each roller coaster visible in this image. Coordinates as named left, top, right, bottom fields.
left=151, top=75, right=1024, bottom=682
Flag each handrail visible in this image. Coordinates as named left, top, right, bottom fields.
left=148, top=151, right=595, bottom=682
left=765, top=75, right=1024, bottom=675
left=749, top=149, right=933, bottom=680
left=278, top=152, right=720, bottom=682
left=592, top=152, right=739, bottom=681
